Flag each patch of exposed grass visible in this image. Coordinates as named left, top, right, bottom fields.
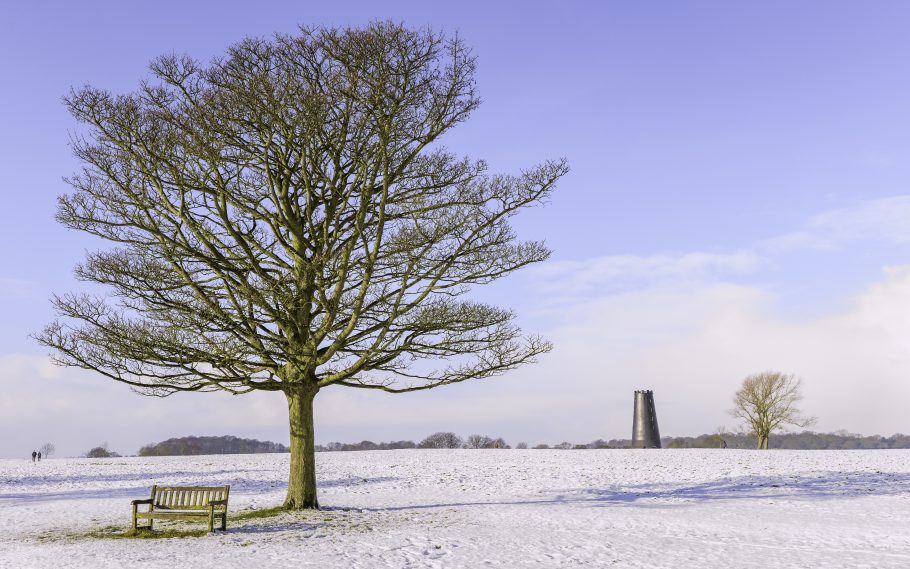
left=230, top=506, right=290, bottom=522
left=57, top=506, right=325, bottom=543
left=88, top=526, right=210, bottom=540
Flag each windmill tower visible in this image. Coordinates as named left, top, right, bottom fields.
left=631, top=390, right=661, bottom=448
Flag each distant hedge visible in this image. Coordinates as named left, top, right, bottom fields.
left=659, top=431, right=910, bottom=450
left=137, top=431, right=910, bottom=455
left=138, top=435, right=288, bottom=456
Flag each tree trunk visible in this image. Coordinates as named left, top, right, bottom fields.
left=757, top=434, right=769, bottom=450
left=284, top=387, right=319, bottom=509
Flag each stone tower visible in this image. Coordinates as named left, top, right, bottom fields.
left=631, top=390, right=661, bottom=448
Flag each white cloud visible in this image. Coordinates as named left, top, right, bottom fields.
left=4, top=266, right=910, bottom=455
left=5, top=196, right=910, bottom=455
left=0, top=354, right=288, bottom=458
left=314, top=267, right=910, bottom=444
left=519, top=266, right=910, bottom=440
left=315, top=195, right=910, bottom=442
left=527, top=251, right=762, bottom=300
left=520, top=194, right=910, bottom=308
left=764, top=195, right=910, bottom=252
left=0, top=278, right=34, bottom=297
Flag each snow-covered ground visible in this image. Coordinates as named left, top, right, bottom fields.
left=1, top=449, right=909, bottom=568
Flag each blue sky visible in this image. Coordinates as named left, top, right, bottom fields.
left=2, top=1, right=910, bottom=457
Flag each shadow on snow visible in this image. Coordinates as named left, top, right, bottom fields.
left=361, top=470, right=910, bottom=512
left=0, top=475, right=399, bottom=504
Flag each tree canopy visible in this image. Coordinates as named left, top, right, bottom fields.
left=731, top=371, right=816, bottom=449
left=37, top=22, right=567, bottom=508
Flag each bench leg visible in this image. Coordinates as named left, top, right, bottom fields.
left=208, top=509, right=214, bottom=533
left=221, top=513, right=227, bottom=531
left=132, top=508, right=154, bottom=531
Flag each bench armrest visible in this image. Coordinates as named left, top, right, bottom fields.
left=209, top=499, right=229, bottom=506
left=131, top=498, right=154, bottom=506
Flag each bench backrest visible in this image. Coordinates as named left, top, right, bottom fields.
left=150, top=485, right=230, bottom=510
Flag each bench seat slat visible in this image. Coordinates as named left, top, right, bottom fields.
left=154, top=489, right=228, bottom=506
left=150, top=505, right=221, bottom=511
left=155, top=486, right=229, bottom=492
left=136, top=512, right=225, bottom=521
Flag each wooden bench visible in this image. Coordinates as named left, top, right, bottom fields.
left=131, top=485, right=230, bottom=532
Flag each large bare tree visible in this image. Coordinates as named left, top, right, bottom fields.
left=730, top=371, right=816, bottom=449
left=36, top=22, right=568, bottom=509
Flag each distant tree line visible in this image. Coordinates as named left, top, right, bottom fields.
left=138, top=436, right=289, bottom=456
left=525, top=432, right=910, bottom=450
left=316, top=440, right=418, bottom=451
left=322, top=431, right=910, bottom=451
left=131, top=430, right=910, bottom=457
left=662, top=431, right=910, bottom=450
left=316, top=432, right=512, bottom=451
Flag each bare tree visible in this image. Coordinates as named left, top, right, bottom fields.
left=86, top=441, right=120, bottom=458
left=464, top=434, right=509, bottom=448
left=418, top=432, right=464, bottom=449
left=39, top=443, right=56, bottom=458
left=730, top=371, right=816, bottom=449
left=488, top=437, right=509, bottom=449
left=464, top=434, right=492, bottom=449
left=35, top=22, right=566, bottom=509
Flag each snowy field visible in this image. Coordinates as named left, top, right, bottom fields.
left=1, top=450, right=909, bottom=568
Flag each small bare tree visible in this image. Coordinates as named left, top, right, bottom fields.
left=730, top=371, right=816, bottom=449
left=39, top=443, right=56, bottom=458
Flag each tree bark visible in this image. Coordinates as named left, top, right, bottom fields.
left=284, top=387, right=319, bottom=509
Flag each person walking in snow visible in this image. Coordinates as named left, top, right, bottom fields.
left=31, top=450, right=37, bottom=462
left=37, top=451, right=42, bottom=461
